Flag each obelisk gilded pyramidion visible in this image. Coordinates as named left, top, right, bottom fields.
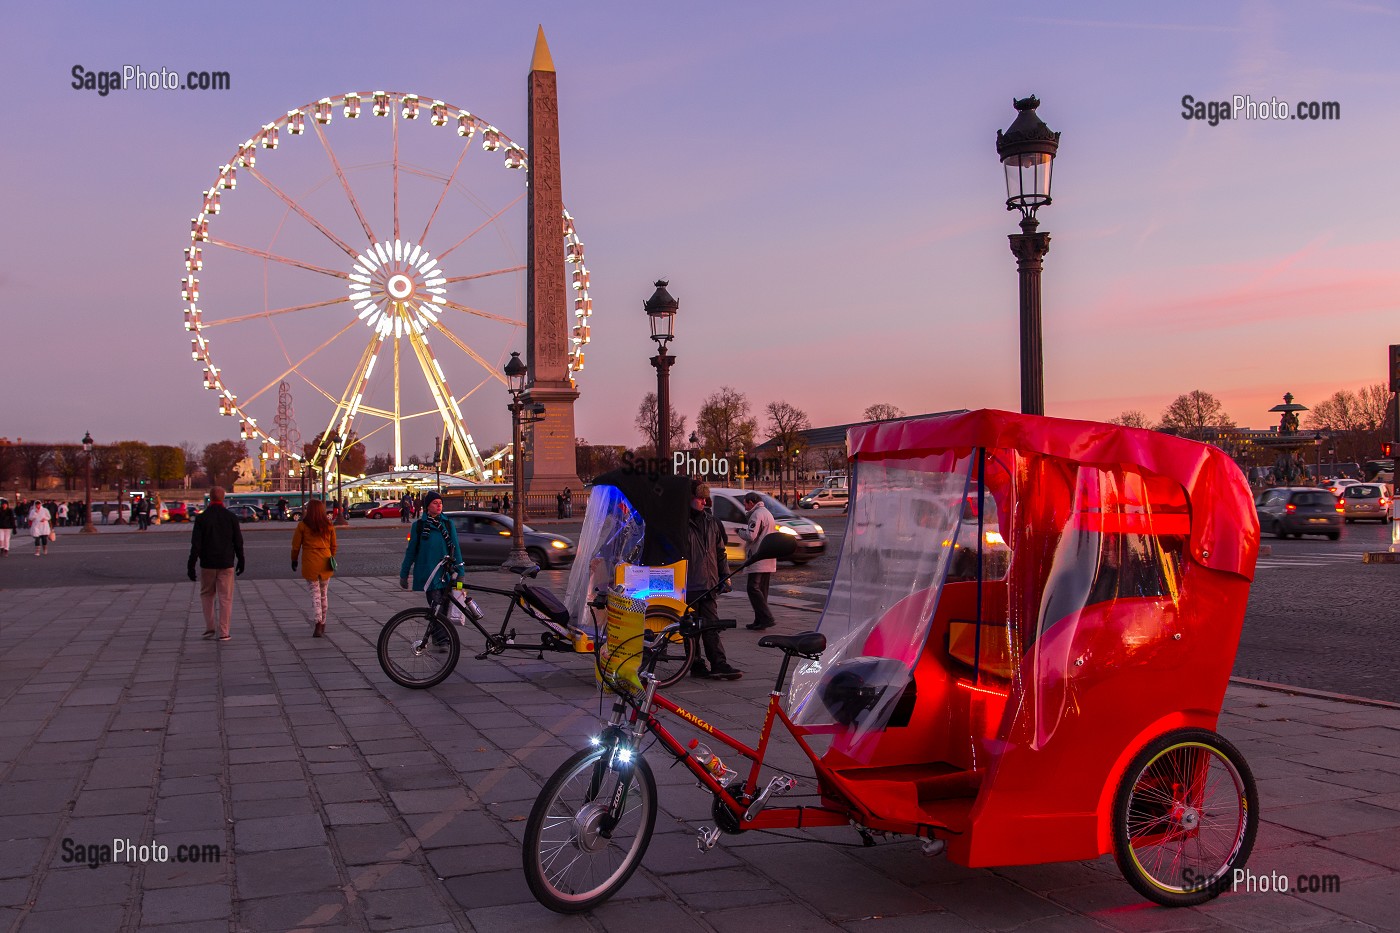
left=522, top=26, right=583, bottom=497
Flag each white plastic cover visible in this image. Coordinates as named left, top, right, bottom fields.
left=563, top=485, right=645, bottom=633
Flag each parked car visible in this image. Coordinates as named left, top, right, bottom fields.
left=438, top=511, right=575, bottom=568
left=1339, top=484, right=1391, bottom=523
left=367, top=503, right=404, bottom=519
left=227, top=504, right=263, bottom=523
left=706, top=488, right=826, bottom=564
left=163, top=501, right=189, bottom=522
left=90, top=502, right=134, bottom=524
left=1255, top=487, right=1341, bottom=540
left=348, top=500, right=384, bottom=518
left=797, top=487, right=849, bottom=510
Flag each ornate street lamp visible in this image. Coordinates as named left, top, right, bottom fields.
left=81, top=431, right=97, bottom=534
left=997, top=95, right=1060, bottom=416
left=433, top=435, right=442, bottom=495
left=644, top=280, right=679, bottom=473
left=503, top=352, right=532, bottom=570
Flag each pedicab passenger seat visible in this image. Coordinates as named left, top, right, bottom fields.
left=520, top=583, right=571, bottom=628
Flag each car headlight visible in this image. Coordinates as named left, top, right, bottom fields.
left=550, top=539, right=569, bottom=549
left=778, top=525, right=798, bottom=536
left=812, top=523, right=823, bottom=534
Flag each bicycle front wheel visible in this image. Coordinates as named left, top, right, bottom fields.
left=523, top=746, right=658, bottom=913
left=377, top=608, right=459, bottom=689
left=1112, top=728, right=1258, bottom=907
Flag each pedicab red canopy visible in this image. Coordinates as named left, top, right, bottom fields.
left=789, top=409, right=1259, bottom=868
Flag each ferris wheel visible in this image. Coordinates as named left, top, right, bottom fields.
left=184, top=91, right=593, bottom=480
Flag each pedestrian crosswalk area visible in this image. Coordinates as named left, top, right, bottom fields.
left=1253, top=550, right=1372, bottom=571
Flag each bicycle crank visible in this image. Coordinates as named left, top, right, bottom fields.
left=744, top=775, right=796, bottom=821
left=696, top=826, right=721, bottom=852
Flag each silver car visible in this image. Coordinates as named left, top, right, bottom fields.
left=1339, top=484, right=1391, bottom=524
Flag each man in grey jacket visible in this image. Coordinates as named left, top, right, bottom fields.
left=738, top=492, right=777, bottom=630
left=685, top=480, right=741, bottom=680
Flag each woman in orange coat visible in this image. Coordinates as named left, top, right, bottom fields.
left=291, top=499, right=337, bottom=637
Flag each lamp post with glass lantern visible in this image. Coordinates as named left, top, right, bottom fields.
left=81, top=432, right=97, bottom=534
left=503, top=352, right=545, bottom=570
left=644, top=280, right=679, bottom=473
left=996, top=96, right=1060, bottom=416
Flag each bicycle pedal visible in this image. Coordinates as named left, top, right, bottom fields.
left=696, top=826, right=721, bottom=852
left=743, top=775, right=796, bottom=822
left=921, top=838, right=946, bottom=857
left=474, top=652, right=489, bottom=660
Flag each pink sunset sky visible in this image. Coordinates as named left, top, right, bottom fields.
left=3, top=1, right=1397, bottom=457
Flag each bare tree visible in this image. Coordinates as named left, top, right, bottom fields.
left=695, top=386, right=757, bottom=454
left=863, top=403, right=905, bottom=422
left=1307, top=384, right=1392, bottom=463
left=634, top=392, right=687, bottom=456
left=51, top=445, right=82, bottom=492
left=1108, top=410, right=1152, bottom=429
left=1157, top=391, right=1234, bottom=440
left=14, top=444, right=53, bottom=491
left=179, top=442, right=202, bottom=486
left=765, top=401, right=810, bottom=504
left=202, top=440, right=247, bottom=488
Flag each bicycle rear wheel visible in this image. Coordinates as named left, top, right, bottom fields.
left=377, top=608, right=459, bottom=689
left=523, top=745, right=657, bottom=913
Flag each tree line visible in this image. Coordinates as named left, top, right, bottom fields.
left=1110, top=385, right=1394, bottom=465
left=0, top=439, right=250, bottom=492
left=576, top=389, right=905, bottom=481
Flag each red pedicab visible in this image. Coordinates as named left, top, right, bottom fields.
left=524, top=410, right=1261, bottom=911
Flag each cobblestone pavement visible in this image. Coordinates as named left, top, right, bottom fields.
left=1, top=576, right=1397, bottom=932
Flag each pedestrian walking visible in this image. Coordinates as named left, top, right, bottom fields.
left=556, top=491, right=566, bottom=519
left=399, top=491, right=464, bottom=648
left=490, top=494, right=501, bottom=513
left=0, top=499, right=15, bottom=555
left=57, top=502, right=69, bottom=527
left=502, top=492, right=511, bottom=514
left=187, top=486, right=245, bottom=641
left=400, top=492, right=413, bottom=523
left=738, top=492, right=777, bottom=631
left=291, top=499, right=337, bottom=638
left=564, top=486, right=573, bottom=517
left=28, top=500, right=53, bottom=557
left=135, top=497, right=149, bottom=531
left=685, top=480, right=741, bottom=680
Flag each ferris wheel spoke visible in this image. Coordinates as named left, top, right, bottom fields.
left=404, top=330, right=484, bottom=477
left=206, top=238, right=348, bottom=279
left=203, top=296, right=351, bottom=328
left=429, top=321, right=510, bottom=384
left=240, top=318, right=361, bottom=407
left=419, top=136, right=473, bottom=246
left=435, top=193, right=524, bottom=262
left=311, top=120, right=377, bottom=244
left=442, top=265, right=525, bottom=284
left=438, top=298, right=524, bottom=328
left=392, top=106, right=401, bottom=242
left=246, top=166, right=360, bottom=260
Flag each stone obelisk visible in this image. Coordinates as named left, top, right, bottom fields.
left=522, top=26, right=582, bottom=500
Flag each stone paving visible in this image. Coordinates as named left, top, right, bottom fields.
left=0, top=575, right=1397, bottom=932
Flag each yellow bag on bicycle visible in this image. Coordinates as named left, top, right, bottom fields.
left=596, top=560, right=687, bottom=693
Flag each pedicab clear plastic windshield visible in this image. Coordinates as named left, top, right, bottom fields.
left=563, top=485, right=645, bottom=634
left=788, top=452, right=973, bottom=751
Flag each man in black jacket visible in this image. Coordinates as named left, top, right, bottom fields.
left=187, top=486, right=245, bottom=641
left=685, top=480, right=741, bottom=680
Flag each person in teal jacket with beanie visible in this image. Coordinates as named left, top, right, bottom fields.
left=399, top=493, right=465, bottom=644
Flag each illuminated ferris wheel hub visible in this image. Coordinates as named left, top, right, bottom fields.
left=349, top=239, right=444, bottom=334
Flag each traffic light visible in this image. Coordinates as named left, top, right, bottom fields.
left=1391, top=344, right=1400, bottom=392
left=1383, top=442, right=1393, bottom=458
